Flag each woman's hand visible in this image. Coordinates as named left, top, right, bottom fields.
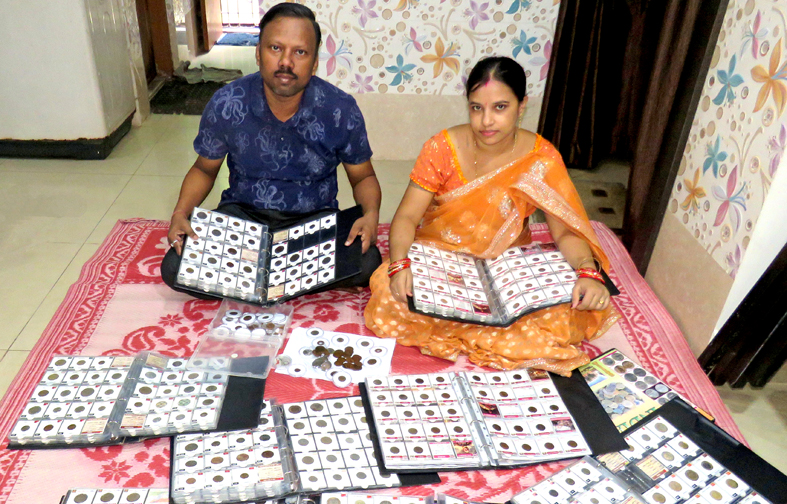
left=571, top=277, right=611, bottom=311
left=389, top=268, right=413, bottom=303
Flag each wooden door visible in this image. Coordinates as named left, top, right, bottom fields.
left=135, top=0, right=157, bottom=83
left=202, top=0, right=224, bottom=51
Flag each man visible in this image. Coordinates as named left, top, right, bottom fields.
left=161, top=3, right=382, bottom=296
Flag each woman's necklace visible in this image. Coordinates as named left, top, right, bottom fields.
left=473, top=129, right=518, bottom=173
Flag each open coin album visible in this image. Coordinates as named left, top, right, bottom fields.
left=363, top=369, right=594, bottom=472
left=176, top=206, right=363, bottom=305
left=60, top=488, right=169, bottom=504
left=579, top=350, right=710, bottom=433
left=170, top=400, right=298, bottom=504
left=408, top=242, right=617, bottom=327
left=282, top=396, right=403, bottom=493
left=10, top=352, right=264, bottom=449
left=587, top=399, right=787, bottom=504
left=188, top=300, right=293, bottom=380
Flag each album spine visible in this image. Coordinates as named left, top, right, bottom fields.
left=272, top=402, right=301, bottom=496
left=453, top=372, right=497, bottom=467
left=255, top=230, right=273, bottom=304
left=476, top=258, right=506, bottom=326
left=113, top=352, right=147, bottom=438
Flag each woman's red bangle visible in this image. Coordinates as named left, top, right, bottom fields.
left=388, top=258, right=412, bottom=278
left=576, top=268, right=605, bottom=285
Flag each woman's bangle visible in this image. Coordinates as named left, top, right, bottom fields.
left=576, top=268, right=605, bottom=284
left=388, top=258, right=412, bottom=278
left=577, top=257, right=597, bottom=270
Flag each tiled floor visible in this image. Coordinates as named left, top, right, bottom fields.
left=0, top=115, right=784, bottom=474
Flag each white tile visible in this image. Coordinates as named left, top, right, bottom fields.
left=0, top=172, right=130, bottom=246
left=717, top=384, right=787, bottom=475
left=11, top=243, right=101, bottom=351
left=0, top=351, right=31, bottom=402
left=85, top=174, right=229, bottom=243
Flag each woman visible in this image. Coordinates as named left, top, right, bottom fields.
left=364, top=57, right=619, bottom=376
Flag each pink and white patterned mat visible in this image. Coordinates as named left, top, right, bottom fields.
left=0, top=220, right=741, bottom=504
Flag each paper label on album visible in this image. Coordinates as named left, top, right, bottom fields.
left=121, top=414, right=146, bottom=429
left=145, top=354, right=168, bottom=370
left=258, top=463, right=284, bottom=482
left=82, top=418, right=109, bottom=434
left=111, top=357, right=135, bottom=368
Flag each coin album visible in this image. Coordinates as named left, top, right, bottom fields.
left=512, top=399, right=787, bottom=504
left=170, top=400, right=298, bottom=504
left=579, top=349, right=711, bottom=433
left=407, top=242, right=618, bottom=327
left=9, top=352, right=266, bottom=449
left=176, top=206, right=363, bottom=305
left=60, top=488, right=169, bottom=504
left=360, top=368, right=625, bottom=472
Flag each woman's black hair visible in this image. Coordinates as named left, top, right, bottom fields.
left=259, top=3, right=322, bottom=53
left=465, top=57, right=527, bottom=102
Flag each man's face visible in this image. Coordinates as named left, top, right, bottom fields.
left=257, top=16, right=319, bottom=99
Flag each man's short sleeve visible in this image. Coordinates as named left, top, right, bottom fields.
left=193, top=91, right=230, bottom=160
left=337, top=98, right=373, bottom=165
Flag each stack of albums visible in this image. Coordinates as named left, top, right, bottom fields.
left=176, top=206, right=363, bottom=304
left=9, top=352, right=265, bottom=448
left=363, top=369, right=615, bottom=471
left=512, top=398, right=787, bottom=504
left=170, top=401, right=298, bottom=504
left=408, top=242, right=617, bottom=326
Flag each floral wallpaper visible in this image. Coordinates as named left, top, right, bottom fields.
left=670, top=0, right=787, bottom=279
left=259, top=0, right=560, bottom=96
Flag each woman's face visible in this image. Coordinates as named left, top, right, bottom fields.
left=467, top=79, right=527, bottom=146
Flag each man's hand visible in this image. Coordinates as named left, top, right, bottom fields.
left=167, top=212, right=197, bottom=255
left=345, top=211, right=379, bottom=253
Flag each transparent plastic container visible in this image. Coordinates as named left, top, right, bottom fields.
left=187, top=299, right=293, bottom=380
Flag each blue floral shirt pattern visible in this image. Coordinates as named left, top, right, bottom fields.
left=194, top=73, right=373, bottom=212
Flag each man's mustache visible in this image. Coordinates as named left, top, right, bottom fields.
left=274, top=69, right=297, bottom=79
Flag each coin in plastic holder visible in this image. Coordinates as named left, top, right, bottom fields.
left=300, top=471, right=328, bottom=491
left=36, top=419, right=63, bottom=439
left=45, top=402, right=69, bottom=419
left=369, top=346, right=389, bottom=357
left=194, top=408, right=218, bottom=425
left=569, top=459, right=604, bottom=483
left=288, top=364, right=307, bottom=377
left=59, top=418, right=86, bottom=438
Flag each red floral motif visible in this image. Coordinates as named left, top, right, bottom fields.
left=158, top=314, right=184, bottom=327
left=99, top=459, right=132, bottom=483
left=80, top=445, right=124, bottom=461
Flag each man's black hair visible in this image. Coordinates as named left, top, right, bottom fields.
left=259, top=3, right=322, bottom=53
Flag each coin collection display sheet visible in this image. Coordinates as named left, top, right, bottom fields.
left=170, top=400, right=297, bottom=504
left=283, top=397, right=401, bottom=492
left=62, top=488, right=169, bottom=504
left=177, top=207, right=350, bottom=304
left=409, top=242, right=586, bottom=326
left=366, top=368, right=590, bottom=471
left=10, top=355, right=134, bottom=446
left=579, top=350, right=699, bottom=432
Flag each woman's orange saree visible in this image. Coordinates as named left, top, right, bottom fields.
left=364, top=131, right=619, bottom=376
